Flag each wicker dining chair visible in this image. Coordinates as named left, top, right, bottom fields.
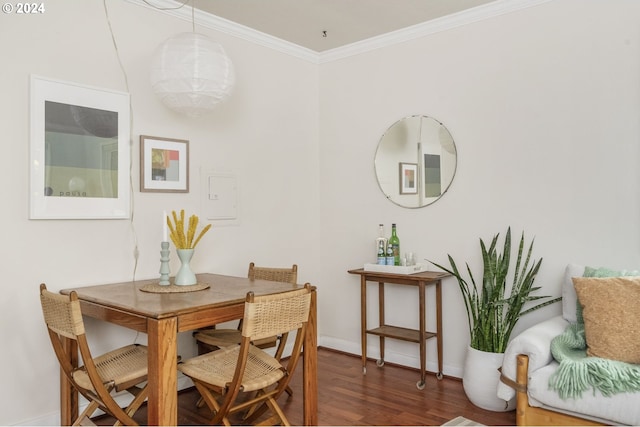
left=39, top=283, right=149, bottom=426
left=179, top=284, right=312, bottom=426
left=194, top=262, right=298, bottom=357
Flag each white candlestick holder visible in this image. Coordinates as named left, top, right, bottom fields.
left=159, top=241, right=170, bottom=285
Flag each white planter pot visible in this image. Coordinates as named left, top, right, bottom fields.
left=462, top=346, right=516, bottom=412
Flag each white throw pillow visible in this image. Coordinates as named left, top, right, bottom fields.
left=562, top=263, right=585, bottom=323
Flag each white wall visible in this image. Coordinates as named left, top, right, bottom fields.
left=0, top=1, right=319, bottom=424
left=2, top=0, right=640, bottom=425
left=318, top=0, right=640, bottom=377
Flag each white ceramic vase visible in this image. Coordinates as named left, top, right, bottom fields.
left=175, top=249, right=197, bottom=285
left=462, top=346, right=516, bottom=412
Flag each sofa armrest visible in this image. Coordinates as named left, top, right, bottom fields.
left=497, top=315, right=569, bottom=401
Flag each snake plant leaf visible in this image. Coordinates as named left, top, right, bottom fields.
left=429, top=227, right=561, bottom=353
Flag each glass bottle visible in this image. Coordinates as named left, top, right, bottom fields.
left=389, top=223, right=400, bottom=266
left=375, top=224, right=387, bottom=265
left=377, top=240, right=386, bottom=265
left=385, top=240, right=395, bottom=265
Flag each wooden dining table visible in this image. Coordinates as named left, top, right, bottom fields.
left=59, top=273, right=318, bottom=426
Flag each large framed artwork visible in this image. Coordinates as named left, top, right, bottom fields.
left=29, top=75, right=131, bottom=219
left=140, top=135, right=189, bottom=193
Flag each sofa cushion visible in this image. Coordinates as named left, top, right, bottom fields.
left=528, top=361, right=640, bottom=425
left=561, top=264, right=585, bottom=323
left=572, top=276, right=640, bottom=364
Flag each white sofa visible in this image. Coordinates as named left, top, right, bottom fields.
left=497, top=264, right=640, bottom=426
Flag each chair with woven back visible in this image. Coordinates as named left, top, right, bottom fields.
left=39, top=283, right=149, bottom=426
left=178, top=284, right=312, bottom=426
left=194, top=262, right=298, bottom=357
left=193, top=262, right=298, bottom=405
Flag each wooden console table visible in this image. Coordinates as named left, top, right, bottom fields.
left=348, top=268, right=450, bottom=389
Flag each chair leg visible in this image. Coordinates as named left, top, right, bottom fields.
left=254, top=413, right=281, bottom=426
left=265, top=395, right=290, bottom=426
left=241, top=389, right=266, bottom=421
left=243, top=379, right=293, bottom=421
left=78, top=416, right=98, bottom=426
left=73, top=401, right=100, bottom=426
left=243, top=394, right=277, bottom=425
left=194, top=381, right=232, bottom=427
left=195, top=396, right=205, bottom=408
left=115, top=385, right=148, bottom=426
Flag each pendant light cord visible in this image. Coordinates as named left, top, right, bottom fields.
left=141, top=0, right=190, bottom=11
left=192, top=1, right=195, bottom=32
left=103, top=0, right=139, bottom=283
left=101, top=0, right=199, bottom=287
left=102, top=0, right=145, bottom=346
left=142, top=0, right=195, bottom=30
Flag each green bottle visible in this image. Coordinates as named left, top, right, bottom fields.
left=389, top=223, right=400, bottom=266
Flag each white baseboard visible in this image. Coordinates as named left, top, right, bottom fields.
left=319, top=335, right=463, bottom=378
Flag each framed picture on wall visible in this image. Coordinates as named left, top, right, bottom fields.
left=29, top=75, right=131, bottom=219
left=399, top=162, right=418, bottom=195
left=140, top=135, right=189, bottom=193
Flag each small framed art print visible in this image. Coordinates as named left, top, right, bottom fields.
left=399, top=162, right=418, bottom=195
left=140, top=135, right=189, bottom=193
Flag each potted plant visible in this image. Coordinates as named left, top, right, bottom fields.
left=430, top=227, right=560, bottom=411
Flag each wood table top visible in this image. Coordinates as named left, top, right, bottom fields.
left=348, top=268, right=451, bottom=281
left=60, top=273, right=306, bottom=320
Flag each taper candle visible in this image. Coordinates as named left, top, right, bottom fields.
left=163, top=210, right=168, bottom=242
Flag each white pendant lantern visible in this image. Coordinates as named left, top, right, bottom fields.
left=150, top=32, right=235, bottom=117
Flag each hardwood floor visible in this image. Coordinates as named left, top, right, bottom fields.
left=96, top=347, right=517, bottom=425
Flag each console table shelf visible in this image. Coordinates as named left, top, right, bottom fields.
left=367, top=325, right=437, bottom=343
left=348, top=268, right=451, bottom=389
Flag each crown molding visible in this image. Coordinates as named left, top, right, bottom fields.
left=318, top=0, right=553, bottom=63
left=127, top=0, right=552, bottom=65
left=125, top=0, right=320, bottom=63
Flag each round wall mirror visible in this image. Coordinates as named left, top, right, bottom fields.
left=374, top=115, right=457, bottom=208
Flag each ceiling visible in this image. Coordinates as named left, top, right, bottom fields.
left=191, top=0, right=497, bottom=52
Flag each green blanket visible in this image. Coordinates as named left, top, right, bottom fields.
left=549, top=267, right=640, bottom=399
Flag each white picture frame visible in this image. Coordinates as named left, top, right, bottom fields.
left=29, top=75, right=131, bottom=219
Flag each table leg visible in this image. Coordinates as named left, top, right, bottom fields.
left=303, top=289, right=318, bottom=426
left=418, top=281, right=426, bottom=388
left=378, top=282, right=385, bottom=365
left=436, top=280, right=443, bottom=378
left=147, top=317, right=178, bottom=426
left=60, top=337, right=78, bottom=425
left=360, top=276, right=367, bottom=374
